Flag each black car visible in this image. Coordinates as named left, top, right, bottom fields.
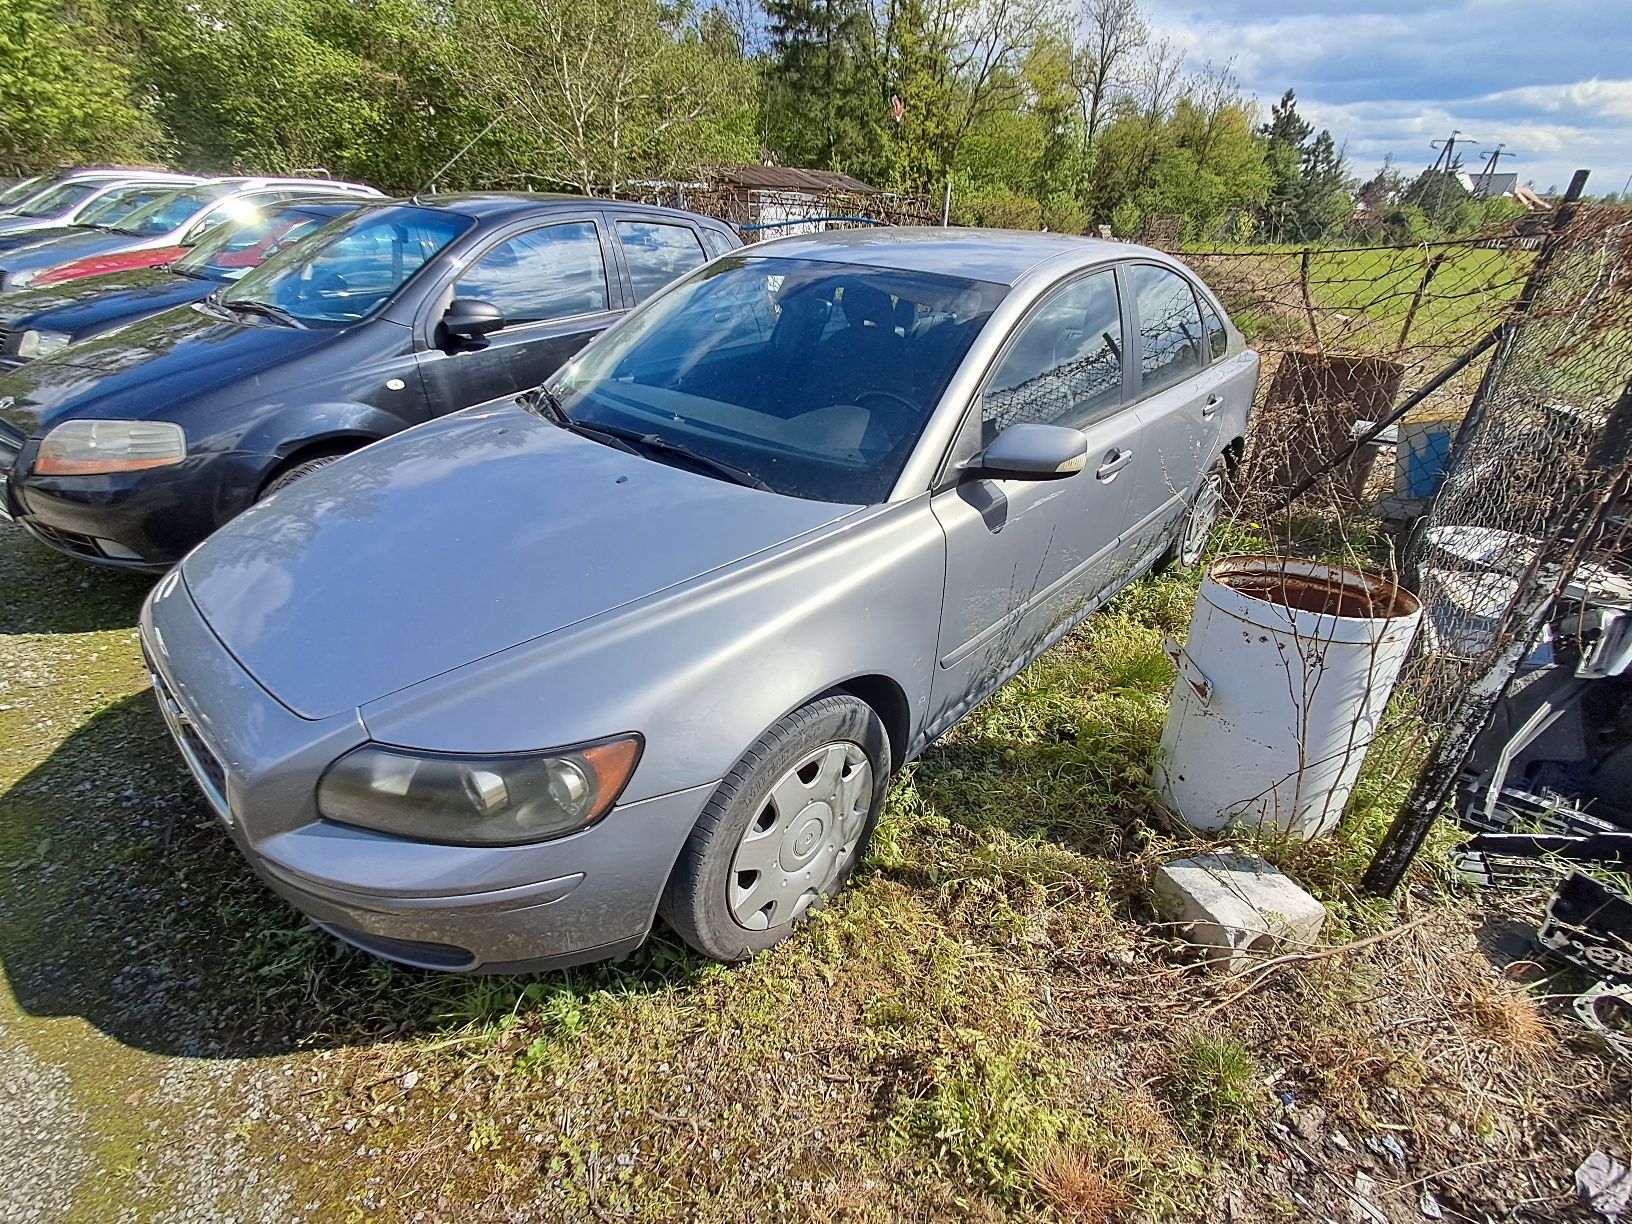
left=0, top=194, right=740, bottom=569
left=0, top=198, right=360, bottom=367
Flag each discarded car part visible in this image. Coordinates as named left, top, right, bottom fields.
left=1572, top=982, right=1632, bottom=1064
left=1540, top=871, right=1632, bottom=984
left=1157, top=555, right=1421, bottom=838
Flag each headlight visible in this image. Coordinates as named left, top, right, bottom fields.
left=316, top=736, right=643, bottom=846
left=35, top=419, right=187, bottom=475
left=17, top=328, right=71, bottom=358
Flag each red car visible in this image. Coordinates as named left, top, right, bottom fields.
left=33, top=243, right=191, bottom=287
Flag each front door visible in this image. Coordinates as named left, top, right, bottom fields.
left=416, top=218, right=623, bottom=414
left=927, top=267, right=1142, bottom=733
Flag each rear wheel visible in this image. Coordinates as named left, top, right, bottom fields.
left=660, top=695, right=891, bottom=961
left=1157, top=457, right=1228, bottom=572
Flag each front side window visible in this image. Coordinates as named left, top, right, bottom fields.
left=1131, top=264, right=1205, bottom=395
left=222, top=205, right=472, bottom=326
left=617, top=221, right=707, bottom=303
left=550, top=255, right=1006, bottom=504
left=981, top=270, right=1124, bottom=443
left=456, top=222, right=609, bottom=325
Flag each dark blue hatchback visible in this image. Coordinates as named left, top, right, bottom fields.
left=0, top=193, right=739, bottom=569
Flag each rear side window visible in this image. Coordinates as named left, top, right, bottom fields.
left=457, top=221, right=610, bottom=325
left=981, top=269, right=1123, bottom=443
left=1131, top=264, right=1205, bottom=395
left=700, top=226, right=737, bottom=259
left=1200, top=298, right=1228, bottom=360
left=617, top=221, right=707, bottom=303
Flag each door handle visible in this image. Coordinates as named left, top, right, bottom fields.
left=1201, top=394, right=1222, bottom=418
left=1095, top=448, right=1133, bottom=481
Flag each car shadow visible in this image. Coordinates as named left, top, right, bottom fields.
left=0, top=691, right=710, bottom=1059
left=0, top=523, right=152, bottom=634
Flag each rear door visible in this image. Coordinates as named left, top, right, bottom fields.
left=416, top=216, right=621, bottom=412
left=927, top=267, right=1142, bottom=730
left=1114, top=261, right=1215, bottom=563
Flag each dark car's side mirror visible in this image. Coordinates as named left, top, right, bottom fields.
left=443, top=298, right=505, bottom=342
left=970, top=422, right=1089, bottom=481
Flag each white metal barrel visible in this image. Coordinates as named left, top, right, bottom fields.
left=1156, top=556, right=1422, bottom=838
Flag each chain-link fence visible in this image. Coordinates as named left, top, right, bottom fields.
left=1176, top=235, right=1538, bottom=517
left=1362, top=201, right=1632, bottom=889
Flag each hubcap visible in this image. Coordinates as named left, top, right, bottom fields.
left=728, top=741, right=873, bottom=930
left=1180, top=472, right=1224, bottom=567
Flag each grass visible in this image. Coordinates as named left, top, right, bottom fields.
left=2, top=520, right=1629, bottom=1220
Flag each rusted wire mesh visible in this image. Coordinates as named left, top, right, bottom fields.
left=1174, top=236, right=1538, bottom=516
left=1363, top=202, right=1632, bottom=890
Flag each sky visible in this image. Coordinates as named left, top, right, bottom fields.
left=1140, top=0, right=1632, bottom=197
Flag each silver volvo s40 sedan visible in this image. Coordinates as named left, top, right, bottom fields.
left=140, top=229, right=1259, bottom=972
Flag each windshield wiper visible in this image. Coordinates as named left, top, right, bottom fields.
left=582, top=421, right=772, bottom=491
left=172, top=265, right=215, bottom=281
left=523, top=386, right=644, bottom=457
left=222, top=299, right=305, bottom=328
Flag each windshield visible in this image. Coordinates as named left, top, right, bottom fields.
left=550, top=255, right=1006, bottom=504
left=16, top=180, right=100, bottom=218
left=0, top=177, right=43, bottom=208
left=221, top=205, right=471, bottom=326
left=112, top=184, right=236, bottom=236
left=73, top=184, right=180, bottom=228
left=174, top=206, right=341, bottom=281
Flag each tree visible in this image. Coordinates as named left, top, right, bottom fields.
left=452, top=0, right=758, bottom=193
left=0, top=0, right=161, bottom=171
left=1257, top=88, right=1350, bottom=242
left=1069, top=0, right=1144, bottom=155
left=763, top=0, right=880, bottom=172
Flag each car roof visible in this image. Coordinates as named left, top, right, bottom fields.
left=740, top=227, right=1147, bottom=286
left=372, top=192, right=734, bottom=228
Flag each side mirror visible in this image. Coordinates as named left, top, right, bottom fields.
left=970, top=423, right=1089, bottom=481
left=443, top=298, right=505, bottom=342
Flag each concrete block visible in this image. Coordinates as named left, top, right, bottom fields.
left=1152, top=851, right=1327, bottom=973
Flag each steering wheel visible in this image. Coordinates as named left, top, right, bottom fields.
left=854, top=389, right=920, bottom=417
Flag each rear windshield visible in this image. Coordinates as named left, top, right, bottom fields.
left=112, top=184, right=237, bottom=236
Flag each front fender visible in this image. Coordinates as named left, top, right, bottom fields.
left=359, top=497, right=949, bottom=806
left=237, top=402, right=415, bottom=463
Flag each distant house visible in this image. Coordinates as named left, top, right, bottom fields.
left=703, top=165, right=882, bottom=236
left=1459, top=171, right=1550, bottom=210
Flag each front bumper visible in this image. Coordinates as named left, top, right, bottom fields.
left=141, top=570, right=715, bottom=973
left=1, top=447, right=262, bottom=570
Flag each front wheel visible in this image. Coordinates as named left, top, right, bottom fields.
left=1156, top=458, right=1228, bottom=573
left=659, top=695, right=891, bottom=961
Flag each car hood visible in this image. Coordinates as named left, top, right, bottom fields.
left=182, top=400, right=860, bottom=719
left=0, top=229, right=136, bottom=276
left=0, top=224, right=83, bottom=255
left=38, top=245, right=186, bottom=285
left=0, top=268, right=197, bottom=331
left=0, top=303, right=333, bottom=436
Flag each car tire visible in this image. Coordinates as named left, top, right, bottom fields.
left=260, top=453, right=347, bottom=500
left=659, top=694, right=892, bottom=962
left=1155, top=456, right=1229, bottom=573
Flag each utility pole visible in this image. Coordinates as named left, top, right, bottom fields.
left=1472, top=144, right=1514, bottom=198
left=1427, top=130, right=1473, bottom=222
